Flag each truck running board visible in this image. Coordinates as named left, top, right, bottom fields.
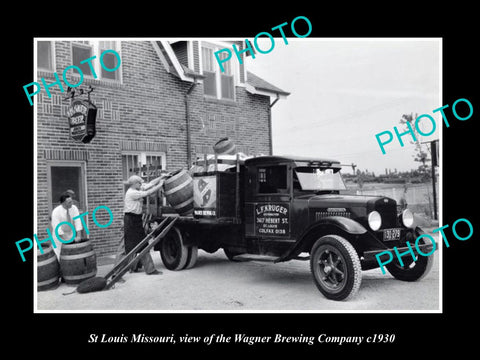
left=293, top=255, right=310, bottom=261
left=232, top=254, right=310, bottom=262
left=233, top=254, right=280, bottom=262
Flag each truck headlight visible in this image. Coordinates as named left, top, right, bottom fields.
left=401, top=209, right=415, bottom=228
left=368, top=211, right=382, bottom=231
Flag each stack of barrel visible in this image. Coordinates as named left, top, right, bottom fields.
left=37, top=244, right=60, bottom=291
left=164, top=138, right=243, bottom=217
left=37, top=239, right=98, bottom=291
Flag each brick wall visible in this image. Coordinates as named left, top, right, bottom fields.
left=36, top=40, right=271, bottom=257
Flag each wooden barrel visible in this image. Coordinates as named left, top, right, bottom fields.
left=37, top=245, right=60, bottom=291
left=163, top=169, right=194, bottom=216
left=213, top=137, right=237, bottom=155
left=59, top=240, right=97, bottom=284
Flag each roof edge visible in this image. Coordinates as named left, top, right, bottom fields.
left=246, top=71, right=290, bottom=98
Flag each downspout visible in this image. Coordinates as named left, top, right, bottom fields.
left=268, top=95, right=280, bottom=155
left=185, top=79, right=197, bottom=168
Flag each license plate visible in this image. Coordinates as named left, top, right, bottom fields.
left=383, top=228, right=401, bottom=241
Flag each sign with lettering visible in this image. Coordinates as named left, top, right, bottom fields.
left=255, top=203, right=290, bottom=237
left=67, top=100, right=97, bottom=143
left=193, top=175, right=217, bottom=218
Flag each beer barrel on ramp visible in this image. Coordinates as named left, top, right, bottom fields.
left=37, top=245, right=60, bottom=291
left=59, top=240, right=97, bottom=284
left=163, top=169, right=194, bottom=216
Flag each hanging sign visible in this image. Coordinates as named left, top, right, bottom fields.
left=67, top=100, right=97, bottom=143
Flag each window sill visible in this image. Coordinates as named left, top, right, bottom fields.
left=38, top=70, right=124, bottom=89
left=203, top=95, right=238, bottom=106
left=38, top=68, right=55, bottom=73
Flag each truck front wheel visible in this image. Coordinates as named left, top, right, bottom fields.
left=160, top=227, right=189, bottom=270
left=386, top=238, right=434, bottom=281
left=310, top=235, right=362, bottom=301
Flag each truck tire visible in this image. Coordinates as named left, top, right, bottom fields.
left=386, top=238, right=435, bottom=281
left=310, top=235, right=362, bottom=301
left=183, top=245, right=198, bottom=269
left=223, top=248, right=243, bottom=262
left=159, top=227, right=188, bottom=271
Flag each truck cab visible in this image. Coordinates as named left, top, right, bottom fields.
left=243, top=156, right=346, bottom=257
left=155, top=155, right=436, bottom=301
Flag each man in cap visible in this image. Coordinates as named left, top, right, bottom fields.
left=123, top=175, right=164, bottom=275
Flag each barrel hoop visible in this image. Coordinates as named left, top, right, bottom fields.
left=164, top=177, right=193, bottom=196
left=38, top=246, right=54, bottom=255
left=172, top=197, right=193, bottom=209
left=38, top=255, right=58, bottom=267
left=215, top=142, right=235, bottom=154
left=38, top=277, right=59, bottom=287
left=165, top=170, right=188, bottom=183
left=60, top=251, right=95, bottom=261
left=61, top=241, right=92, bottom=249
left=62, top=270, right=97, bottom=281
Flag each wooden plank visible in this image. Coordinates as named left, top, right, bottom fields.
left=103, top=217, right=170, bottom=280
left=105, top=217, right=177, bottom=290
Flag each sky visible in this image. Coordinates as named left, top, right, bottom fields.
left=246, top=38, right=441, bottom=175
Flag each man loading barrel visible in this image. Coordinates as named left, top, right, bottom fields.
left=123, top=175, right=164, bottom=275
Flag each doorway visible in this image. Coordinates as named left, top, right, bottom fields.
left=47, top=161, right=87, bottom=215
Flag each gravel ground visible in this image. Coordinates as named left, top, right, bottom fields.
left=36, top=229, right=440, bottom=312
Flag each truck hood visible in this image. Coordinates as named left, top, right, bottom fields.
left=297, top=193, right=385, bottom=207
left=297, top=193, right=398, bottom=228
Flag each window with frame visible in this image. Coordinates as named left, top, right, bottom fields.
left=122, top=153, right=166, bottom=182
left=99, top=41, right=120, bottom=80
left=258, top=166, right=288, bottom=194
left=122, top=152, right=167, bottom=205
left=201, top=44, right=235, bottom=100
left=71, top=40, right=121, bottom=81
left=37, top=41, right=54, bottom=71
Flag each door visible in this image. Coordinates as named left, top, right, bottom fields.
left=47, top=161, right=87, bottom=216
left=245, top=164, right=291, bottom=239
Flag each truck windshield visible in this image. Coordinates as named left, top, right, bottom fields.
left=294, top=167, right=347, bottom=191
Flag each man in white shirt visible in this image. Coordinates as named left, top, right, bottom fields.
left=51, top=193, right=83, bottom=259
left=123, top=175, right=164, bottom=275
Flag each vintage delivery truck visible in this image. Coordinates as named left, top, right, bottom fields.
left=153, top=155, right=435, bottom=301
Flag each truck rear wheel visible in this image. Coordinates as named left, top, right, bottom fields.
left=223, top=248, right=244, bottom=262
left=160, top=227, right=188, bottom=271
left=310, top=235, right=362, bottom=301
left=184, top=245, right=198, bottom=269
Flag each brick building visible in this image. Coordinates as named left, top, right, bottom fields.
left=35, top=39, right=289, bottom=257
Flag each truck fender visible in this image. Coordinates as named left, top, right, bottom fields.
left=314, top=216, right=368, bottom=235
left=275, top=216, right=367, bottom=263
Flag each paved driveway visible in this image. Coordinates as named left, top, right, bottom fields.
left=36, top=230, right=440, bottom=312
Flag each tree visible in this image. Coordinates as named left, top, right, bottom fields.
left=356, top=169, right=364, bottom=191
left=399, top=113, right=431, bottom=182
